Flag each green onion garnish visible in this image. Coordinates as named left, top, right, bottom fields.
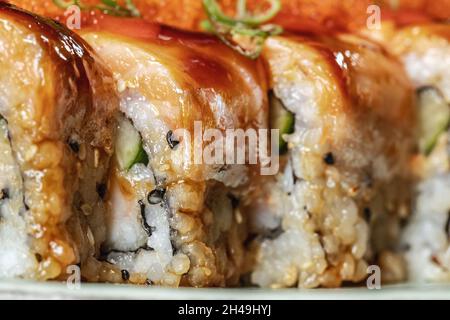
left=53, top=0, right=140, bottom=17
left=202, top=0, right=282, bottom=59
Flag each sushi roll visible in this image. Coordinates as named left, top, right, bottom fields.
left=78, top=18, right=268, bottom=287
left=248, top=34, right=416, bottom=288
left=0, top=3, right=117, bottom=280
left=385, top=24, right=450, bottom=282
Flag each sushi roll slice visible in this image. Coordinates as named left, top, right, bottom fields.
left=386, top=25, right=450, bottom=282
left=248, top=34, right=416, bottom=288
left=0, top=3, right=117, bottom=280
left=79, top=18, right=268, bottom=287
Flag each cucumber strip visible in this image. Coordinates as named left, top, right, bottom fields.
left=269, top=92, right=295, bottom=154
left=133, top=143, right=149, bottom=167
left=115, top=117, right=149, bottom=170
left=417, top=87, right=450, bottom=155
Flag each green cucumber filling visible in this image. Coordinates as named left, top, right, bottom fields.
left=417, top=87, right=450, bottom=155
left=115, top=117, right=149, bottom=171
left=269, top=92, right=295, bottom=154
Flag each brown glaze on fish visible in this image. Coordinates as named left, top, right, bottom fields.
left=266, top=33, right=416, bottom=161
left=84, top=15, right=268, bottom=131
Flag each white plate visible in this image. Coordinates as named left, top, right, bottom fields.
left=0, top=280, right=449, bottom=300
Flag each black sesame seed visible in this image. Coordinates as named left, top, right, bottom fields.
left=267, top=227, right=283, bottom=240
left=139, top=200, right=155, bottom=236
left=227, top=193, right=240, bottom=209
left=35, top=253, right=43, bottom=263
left=68, top=139, right=80, bottom=153
left=166, top=130, right=180, bottom=150
left=401, top=243, right=411, bottom=252
left=445, top=211, right=450, bottom=235
left=147, top=188, right=166, bottom=205
left=400, top=217, right=408, bottom=228
left=243, top=233, right=258, bottom=248
left=0, top=188, right=9, bottom=201
left=363, top=207, right=372, bottom=222
left=323, top=152, right=335, bottom=165
left=121, top=269, right=130, bottom=281
left=96, top=183, right=107, bottom=200
left=171, top=239, right=177, bottom=255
